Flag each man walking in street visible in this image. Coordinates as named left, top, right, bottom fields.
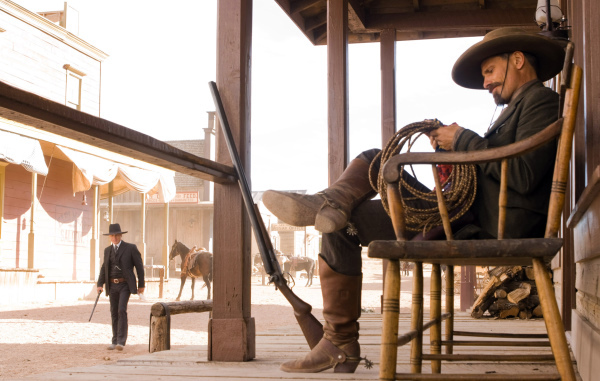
left=97, top=223, right=145, bottom=351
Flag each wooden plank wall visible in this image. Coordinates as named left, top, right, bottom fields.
left=564, top=1, right=600, bottom=380
left=0, top=5, right=102, bottom=116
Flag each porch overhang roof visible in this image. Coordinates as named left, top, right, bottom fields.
left=274, top=0, right=540, bottom=45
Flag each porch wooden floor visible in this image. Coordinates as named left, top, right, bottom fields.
left=24, top=311, right=581, bottom=380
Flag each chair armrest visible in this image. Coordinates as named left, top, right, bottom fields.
left=383, top=118, right=563, bottom=183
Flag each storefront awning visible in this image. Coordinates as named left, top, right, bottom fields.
left=57, top=146, right=176, bottom=203
left=0, top=130, right=48, bottom=175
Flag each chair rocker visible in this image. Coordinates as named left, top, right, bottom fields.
left=368, top=45, right=582, bottom=381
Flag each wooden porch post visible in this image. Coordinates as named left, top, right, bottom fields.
left=0, top=163, right=7, bottom=259
left=90, top=185, right=99, bottom=280
left=140, top=193, right=146, bottom=264
left=380, top=29, right=396, bottom=145
left=380, top=28, right=396, bottom=311
left=210, top=0, right=255, bottom=361
left=327, top=0, right=349, bottom=184
left=108, top=182, right=114, bottom=224
left=162, top=202, right=169, bottom=279
left=27, top=172, right=37, bottom=269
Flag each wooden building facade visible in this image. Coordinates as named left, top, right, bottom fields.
left=562, top=1, right=600, bottom=380
left=0, top=0, right=105, bottom=303
left=0, top=1, right=176, bottom=303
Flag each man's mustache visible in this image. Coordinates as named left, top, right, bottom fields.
left=487, top=82, right=503, bottom=92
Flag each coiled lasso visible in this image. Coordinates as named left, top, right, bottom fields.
left=368, top=119, right=477, bottom=233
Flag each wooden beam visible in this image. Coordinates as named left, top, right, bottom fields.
left=368, top=9, right=537, bottom=32
left=379, top=29, right=395, bottom=333
left=305, top=12, right=326, bottom=32
left=314, top=24, right=328, bottom=44
left=274, top=0, right=315, bottom=44
left=211, top=0, right=255, bottom=362
left=0, top=82, right=236, bottom=184
left=380, top=29, right=396, bottom=147
left=348, top=0, right=366, bottom=31
left=327, top=0, right=349, bottom=184
left=291, top=0, right=320, bottom=15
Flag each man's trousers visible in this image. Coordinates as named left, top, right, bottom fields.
left=109, top=282, right=131, bottom=346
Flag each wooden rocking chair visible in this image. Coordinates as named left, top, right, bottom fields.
left=368, top=43, right=582, bottom=381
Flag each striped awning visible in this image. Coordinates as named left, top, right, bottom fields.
left=57, top=146, right=176, bottom=203
left=0, top=130, right=48, bottom=175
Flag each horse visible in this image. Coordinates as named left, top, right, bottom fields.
left=282, top=255, right=315, bottom=287
left=169, top=240, right=213, bottom=301
left=253, top=251, right=288, bottom=275
left=253, top=250, right=314, bottom=290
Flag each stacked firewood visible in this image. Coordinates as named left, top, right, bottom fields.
left=471, top=265, right=545, bottom=319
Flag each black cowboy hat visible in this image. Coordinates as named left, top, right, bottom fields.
left=103, top=223, right=128, bottom=236
left=452, top=27, right=566, bottom=89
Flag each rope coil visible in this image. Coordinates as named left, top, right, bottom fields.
left=369, top=119, right=477, bottom=233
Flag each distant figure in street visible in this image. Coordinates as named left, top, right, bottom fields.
left=97, top=223, right=145, bottom=351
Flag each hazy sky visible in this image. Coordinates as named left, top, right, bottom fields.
left=14, top=0, right=498, bottom=192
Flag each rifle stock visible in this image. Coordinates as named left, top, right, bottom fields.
left=209, top=81, right=323, bottom=349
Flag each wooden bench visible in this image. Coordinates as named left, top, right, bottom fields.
left=149, top=299, right=213, bottom=353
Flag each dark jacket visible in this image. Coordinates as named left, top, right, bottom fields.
left=453, top=80, right=559, bottom=238
left=97, top=241, right=145, bottom=295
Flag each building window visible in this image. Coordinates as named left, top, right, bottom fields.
left=63, top=64, right=86, bottom=111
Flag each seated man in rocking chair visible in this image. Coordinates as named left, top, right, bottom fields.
left=262, top=28, right=566, bottom=373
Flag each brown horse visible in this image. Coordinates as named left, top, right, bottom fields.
left=282, top=255, right=316, bottom=287
left=169, top=240, right=213, bottom=301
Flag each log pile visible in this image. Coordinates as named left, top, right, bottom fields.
left=471, top=265, right=545, bottom=319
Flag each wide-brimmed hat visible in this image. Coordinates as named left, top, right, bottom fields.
left=452, top=27, right=566, bottom=89
left=103, top=223, right=128, bottom=236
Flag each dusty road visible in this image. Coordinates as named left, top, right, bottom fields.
left=0, top=253, right=432, bottom=380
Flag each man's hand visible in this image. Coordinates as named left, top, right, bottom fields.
left=138, top=287, right=145, bottom=294
left=97, top=287, right=103, bottom=293
left=429, top=123, right=462, bottom=151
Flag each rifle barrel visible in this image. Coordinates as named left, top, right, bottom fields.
left=209, top=81, right=280, bottom=276
left=209, top=81, right=323, bottom=349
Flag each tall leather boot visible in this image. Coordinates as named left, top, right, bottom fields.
left=263, top=158, right=376, bottom=233
left=280, top=256, right=364, bottom=373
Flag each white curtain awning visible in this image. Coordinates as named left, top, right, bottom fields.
left=57, top=146, right=176, bottom=203
left=0, top=130, right=48, bottom=175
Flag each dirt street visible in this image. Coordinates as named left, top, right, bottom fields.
left=0, top=253, right=431, bottom=380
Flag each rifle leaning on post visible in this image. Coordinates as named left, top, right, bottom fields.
left=209, top=81, right=323, bottom=349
